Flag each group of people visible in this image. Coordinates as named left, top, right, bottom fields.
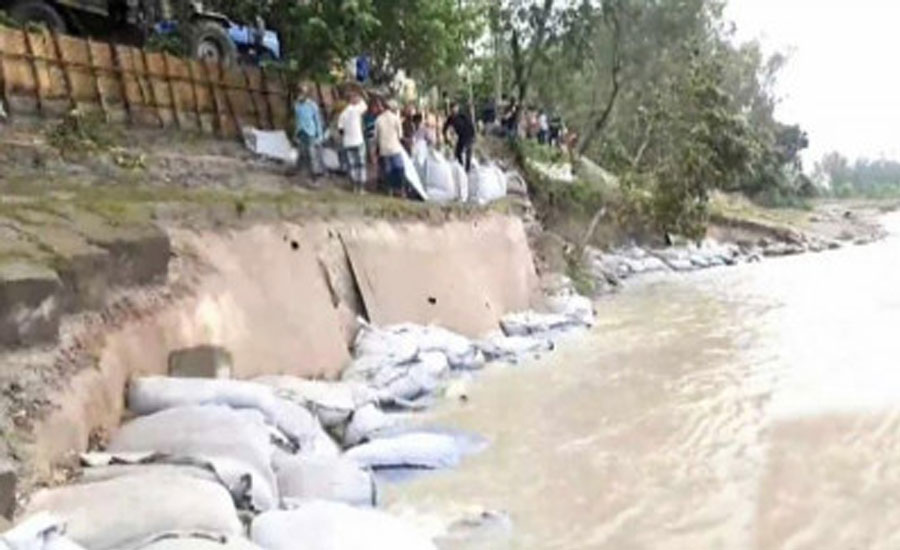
left=292, top=85, right=479, bottom=197
left=482, top=96, right=575, bottom=150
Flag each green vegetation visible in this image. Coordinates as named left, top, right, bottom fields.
left=813, top=153, right=900, bottom=199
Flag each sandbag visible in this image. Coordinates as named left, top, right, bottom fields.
left=544, top=294, right=595, bottom=327
left=23, top=473, right=241, bottom=550
left=499, top=311, right=584, bottom=337
left=401, top=149, right=428, bottom=200
left=450, top=161, right=469, bottom=202
left=384, top=324, right=483, bottom=371
left=274, top=455, right=376, bottom=507
left=343, top=403, right=395, bottom=447
left=254, top=377, right=376, bottom=430
left=241, top=128, right=298, bottom=165
left=467, top=163, right=506, bottom=205
left=251, top=502, right=437, bottom=550
left=0, top=513, right=85, bottom=550
left=321, top=147, right=342, bottom=172
left=343, top=432, right=462, bottom=470
left=477, top=333, right=554, bottom=363
left=421, top=150, right=456, bottom=204
left=107, top=406, right=278, bottom=511
left=371, top=352, right=450, bottom=405
left=138, top=537, right=263, bottom=550
left=128, top=377, right=328, bottom=453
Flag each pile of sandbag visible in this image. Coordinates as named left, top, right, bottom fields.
left=412, top=141, right=469, bottom=204
left=468, top=161, right=508, bottom=205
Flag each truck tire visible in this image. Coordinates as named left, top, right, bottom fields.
left=189, top=20, right=237, bottom=67
left=9, top=0, right=67, bottom=32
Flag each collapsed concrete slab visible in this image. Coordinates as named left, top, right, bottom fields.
left=341, top=215, right=540, bottom=337
left=0, top=261, right=62, bottom=348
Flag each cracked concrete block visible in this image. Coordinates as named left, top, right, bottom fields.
left=168, top=345, right=233, bottom=379
left=0, top=261, right=62, bottom=348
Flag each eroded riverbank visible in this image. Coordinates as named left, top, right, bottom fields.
left=387, top=212, right=900, bottom=549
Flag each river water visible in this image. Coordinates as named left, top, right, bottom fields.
left=386, top=214, right=900, bottom=550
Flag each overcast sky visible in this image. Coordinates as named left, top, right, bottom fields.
left=726, top=0, right=900, bottom=163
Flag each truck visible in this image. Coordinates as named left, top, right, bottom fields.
left=0, top=0, right=280, bottom=66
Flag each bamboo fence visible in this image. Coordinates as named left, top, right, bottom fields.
left=0, top=25, right=332, bottom=138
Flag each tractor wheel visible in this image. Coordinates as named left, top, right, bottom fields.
left=189, top=20, right=237, bottom=67
left=9, top=0, right=67, bottom=32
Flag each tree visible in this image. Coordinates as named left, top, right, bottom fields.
left=366, top=0, right=483, bottom=86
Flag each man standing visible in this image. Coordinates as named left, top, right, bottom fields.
left=293, top=85, right=324, bottom=181
left=443, top=102, right=476, bottom=172
left=337, top=91, right=369, bottom=194
left=538, top=110, right=550, bottom=145
left=375, top=99, right=407, bottom=197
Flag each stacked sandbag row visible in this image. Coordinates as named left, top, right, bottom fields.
left=6, top=374, right=443, bottom=550
left=411, top=139, right=515, bottom=206
left=5, top=298, right=595, bottom=550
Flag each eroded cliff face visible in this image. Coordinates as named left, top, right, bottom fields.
left=17, top=213, right=540, bottom=486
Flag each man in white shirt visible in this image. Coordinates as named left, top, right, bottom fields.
left=337, top=92, right=369, bottom=193
left=375, top=99, right=406, bottom=196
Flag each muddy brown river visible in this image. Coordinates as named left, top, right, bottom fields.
left=386, top=214, right=900, bottom=549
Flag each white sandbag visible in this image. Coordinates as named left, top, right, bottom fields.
left=23, top=473, right=241, bottom=550
left=274, top=455, right=376, bottom=507
left=422, top=150, right=456, bottom=204
left=343, top=432, right=462, bottom=470
left=372, top=352, right=450, bottom=404
left=343, top=404, right=395, bottom=447
left=128, top=377, right=326, bottom=452
left=401, top=149, right=428, bottom=200
left=139, top=537, right=263, bottom=550
left=321, top=147, right=342, bottom=172
left=251, top=501, right=437, bottom=550
left=78, top=454, right=221, bottom=486
left=477, top=333, right=554, bottom=363
left=254, top=377, right=377, bottom=429
left=0, top=513, right=86, bottom=550
left=107, top=405, right=278, bottom=511
left=450, top=162, right=469, bottom=202
left=384, top=324, right=483, bottom=371
left=468, top=163, right=506, bottom=205
left=241, top=128, right=298, bottom=165
left=544, top=294, right=595, bottom=327
left=412, top=138, right=429, bottom=176
left=499, top=311, right=583, bottom=337
left=352, top=324, right=419, bottom=366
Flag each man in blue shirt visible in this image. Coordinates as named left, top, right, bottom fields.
left=294, top=85, right=325, bottom=180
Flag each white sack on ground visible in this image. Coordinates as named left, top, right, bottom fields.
left=0, top=513, right=86, bottom=550
left=23, top=473, right=241, bottom=550
left=254, top=376, right=376, bottom=429
left=401, top=149, right=428, bottom=200
left=241, top=128, right=298, bottom=164
left=321, top=147, right=342, bottom=172
left=343, top=432, right=462, bottom=470
left=477, top=333, right=554, bottom=363
left=128, top=377, right=329, bottom=453
left=139, top=537, right=263, bottom=550
left=343, top=403, right=395, bottom=447
left=421, top=150, right=456, bottom=204
left=500, top=311, right=586, bottom=337
left=274, top=455, right=376, bottom=507
left=371, top=352, right=450, bottom=405
left=468, top=162, right=507, bottom=205
left=107, top=405, right=278, bottom=511
left=450, top=161, right=469, bottom=202
left=544, top=294, right=595, bottom=327
left=251, top=501, right=437, bottom=550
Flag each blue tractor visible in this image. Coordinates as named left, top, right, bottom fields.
left=0, top=0, right=280, bottom=66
